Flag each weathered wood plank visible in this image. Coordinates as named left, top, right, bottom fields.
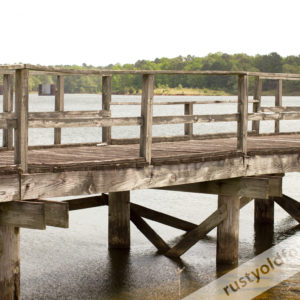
left=0, top=226, right=20, bottom=299
left=248, top=112, right=300, bottom=121
left=240, top=197, right=253, bottom=209
left=184, top=102, right=193, bottom=137
left=15, top=69, right=29, bottom=172
left=275, top=79, right=283, bottom=133
left=2, top=74, right=14, bottom=149
left=29, top=111, right=110, bottom=119
left=130, top=203, right=197, bottom=231
left=28, top=116, right=142, bottom=128
left=259, top=106, right=300, bottom=113
left=64, top=194, right=108, bottom=211
left=140, top=74, right=154, bottom=163
left=237, top=75, right=248, bottom=154
left=130, top=209, right=170, bottom=253
left=0, top=201, right=45, bottom=229
left=156, top=177, right=271, bottom=199
left=32, top=199, right=69, bottom=228
left=273, top=194, right=300, bottom=223
left=102, top=76, right=112, bottom=144
left=252, top=76, right=262, bottom=134
left=0, top=175, right=20, bottom=202
left=109, top=191, right=130, bottom=248
left=54, top=75, right=64, bottom=144
left=166, top=204, right=227, bottom=257
left=20, top=153, right=300, bottom=200
left=111, top=100, right=258, bottom=105
left=217, top=195, right=240, bottom=265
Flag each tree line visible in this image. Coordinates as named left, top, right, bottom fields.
left=7, top=52, right=300, bottom=95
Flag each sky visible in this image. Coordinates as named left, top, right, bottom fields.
left=1, top=0, right=300, bottom=67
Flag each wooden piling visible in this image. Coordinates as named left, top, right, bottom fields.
left=217, top=195, right=240, bottom=265
left=108, top=191, right=130, bottom=249
left=252, top=76, right=262, bottom=134
left=54, top=75, right=64, bottom=144
left=184, top=102, right=193, bottom=138
left=254, top=198, right=274, bottom=225
left=3, top=74, right=14, bottom=149
left=275, top=79, right=282, bottom=133
left=0, top=226, right=20, bottom=299
left=102, top=76, right=112, bottom=144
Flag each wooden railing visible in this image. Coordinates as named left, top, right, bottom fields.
left=1, top=64, right=300, bottom=169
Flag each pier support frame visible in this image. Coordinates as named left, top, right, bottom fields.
left=108, top=191, right=130, bottom=249
left=217, top=195, right=240, bottom=265
left=0, top=226, right=20, bottom=299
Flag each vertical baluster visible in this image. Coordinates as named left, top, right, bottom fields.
left=102, top=75, right=112, bottom=144
left=140, top=74, right=154, bottom=163
left=184, top=102, right=193, bottom=138
left=15, top=68, right=29, bottom=173
left=3, top=74, right=13, bottom=149
left=275, top=79, right=282, bottom=134
left=237, top=75, right=248, bottom=155
left=252, top=76, right=262, bottom=135
left=54, top=75, right=64, bottom=144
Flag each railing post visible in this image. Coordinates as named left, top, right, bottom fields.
left=15, top=68, right=29, bottom=173
left=54, top=75, right=64, bottom=144
left=102, top=75, right=112, bottom=144
left=184, top=102, right=193, bottom=138
left=140, top=74, right=154, bottom=163
left=237, top=75, right=248, bottom=155
left=252, top=76, right=262, bottom=135
left=275, top=79, right=282, bottom=134
left=3, top=74, right=14, bottom=149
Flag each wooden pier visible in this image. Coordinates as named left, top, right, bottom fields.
left=0, top=64, right=300, bottom=299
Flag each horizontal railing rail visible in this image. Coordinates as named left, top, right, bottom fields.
left=1, top=65, right=300, bottom=170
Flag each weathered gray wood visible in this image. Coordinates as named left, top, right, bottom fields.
left=184, top=102, right=193, bottom=137
left=130, top=203, right=197, bottom=231
left=64, top=194, right=108, bottom=211
left=32, top=199, right=69, bottom=228
left=109, top=191, right=130, bottom=248
left=102, top=76, right=112, bottom=144
left=20, top=153, right=300, bottom=200
left=249, top=112, right=300, bottom=121
left=0, top=201, right=45, bottom=229
left=15, top=69, right=29, bottom=172
left=0, top=226, right=20, bottom=299
left=217, top=195, right=240, bottom=265
left=258, top=106, right=300, bottom=113
left=0, top=175, right=20, bottom=202
left=166, top=204, right=227, bottom=257
left=54, top=75, right=64, bottom=144
left=252, top=76, right=262, bottom=134
left=273, top=194, right=300, bottom=222
left=28, top=116, right=142, bottom=128
left=275, top=79, right=282, bottom=133
left=130, top=209, right=170, bottom=253
left=3, top=74, right=14, bottom=149
left=156, top=177, right=271, bottom=199
left=29, top=110, right=110, bottom=119
left=237, top=75, right=248, bottom=154
left=152, top=113, right=238, bottom=125
left=140, top=74, right=154, bottom=163
left=239, top=197, right=253, bottom=209
left=112, top=100, right=258, bottom=105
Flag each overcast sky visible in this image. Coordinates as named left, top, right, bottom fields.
left=1, top=0, right=300, bottom=66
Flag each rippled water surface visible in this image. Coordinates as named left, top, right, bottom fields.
left=0, top=94, right=298, bottom=299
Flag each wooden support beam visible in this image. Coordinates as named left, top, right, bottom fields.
left=130, top=209, right=170, bottom=253
left=54, top=75, right=64, bottom=144
left=0, top=226, right=20, bottom=299
left=252, top=76, right=262, bottom=134
left=102, top=76, right=112, bottom=144
left=140, top=74, right=154, bottom=163
left=130, top=203, right=197, bottom=232
left=64, top=194, right=108, bottom=211
left=254, top=198, right=274, bottom=225
left=217, top=195, right=240, bottom=265
left=33, top=199, right=69, bottom=228
left=2, top=74, right=14, bottom=149
left=240, top=197, right=253, bottom=209
left=184, top=102, right=193, bottom=138
left=15, top=68, right=29, bottom=172
left=275, top=79, right=282, bottom=134
left=273, top=194, right=300, bottom=223
left=109, top=191, right=130, bottom=249
left=0, top=201, right=45, bottom=229
left=156, top=177, right=271, bottom=199
left=166, top=204, right=227, bottom=258
left=237, top=74, right=248, bottom=154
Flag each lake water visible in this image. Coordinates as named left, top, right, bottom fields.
left=0, top=94, right=299, bottom=299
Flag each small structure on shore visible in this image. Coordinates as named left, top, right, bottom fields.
left=38, top=84, right=56, bottom=96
